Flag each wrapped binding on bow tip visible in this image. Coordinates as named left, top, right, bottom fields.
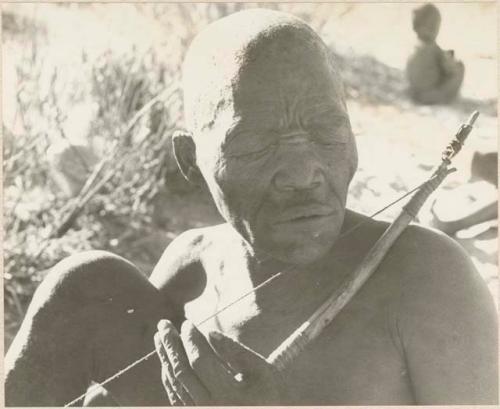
left=267, top=111, right=480, bottom=371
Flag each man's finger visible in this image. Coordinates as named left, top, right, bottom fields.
left=180, top=321, right=237, bottom=394
left=163, top=370, right=183, bottom=406
left=154, top=332, right=181, bottom=405
left=154, top=331, right=190, bottom=405
left=157, top=320, right=211, bottom=404
left=208, top=331, right=285, bottom=403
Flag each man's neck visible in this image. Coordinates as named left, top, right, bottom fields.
left=227, top=210, right=365, bottom=313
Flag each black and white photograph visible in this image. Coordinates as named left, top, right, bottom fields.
left=3, top=2, right=498, bottom=406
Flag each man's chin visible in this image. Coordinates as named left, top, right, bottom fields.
left=261, top=234, right=338, bottom=268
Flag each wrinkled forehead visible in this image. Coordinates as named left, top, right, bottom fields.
left=182, top=9, right=347, bottom=134
left=233, top=32, right=344, bottom=110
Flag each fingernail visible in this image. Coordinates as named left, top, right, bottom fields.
left=180, top=320, right=198, bottom=339
left=157, top=319, right=170, bottom=332
left=181, top=319, right=194, bottom=331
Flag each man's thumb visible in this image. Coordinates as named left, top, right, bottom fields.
left=208, top=331, right=267, bottom=374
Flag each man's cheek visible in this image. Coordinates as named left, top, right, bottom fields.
left=321, top=150, right=353, bottom=201
left=214, top=163, right=267, bottom=225
left=198, top=158, right=233, bottom=221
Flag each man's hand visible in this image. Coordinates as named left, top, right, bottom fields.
left=154, top=319, right=285, bottom=405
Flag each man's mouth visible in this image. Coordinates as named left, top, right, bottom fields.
left=273, top=205, right=336, bottom=225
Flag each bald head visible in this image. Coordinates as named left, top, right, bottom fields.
left=182, top=9, right=347, bottom=134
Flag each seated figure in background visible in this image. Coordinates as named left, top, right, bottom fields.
left=406, top=3, right=465, bottom=104
left=5, top=9, right=497, bottom=406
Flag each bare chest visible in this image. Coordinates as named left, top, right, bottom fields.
left=184, top=270, right=415, bottom=405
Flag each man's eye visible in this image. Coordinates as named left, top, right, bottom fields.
left=311, top=131, right=346, bottom=146
left=311, top=124, right=350, bottom=145
left=314, top=138, right=336, bottom=146
left=228, top=143, right=277, bottom=159
left=308, top=116, right=351, bottom=144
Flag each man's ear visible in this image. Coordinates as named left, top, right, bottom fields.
left=172, top=130, right=204, bottom=185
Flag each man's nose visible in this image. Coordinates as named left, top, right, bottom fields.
left=272, top=145, right=325, bottom=192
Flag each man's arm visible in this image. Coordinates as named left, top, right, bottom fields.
left=397, top=227, right=498, bottom=404
left=149, top=228, right=209, bottom=326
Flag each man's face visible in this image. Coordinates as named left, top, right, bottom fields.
left=194, top=43, right=354, bottom=266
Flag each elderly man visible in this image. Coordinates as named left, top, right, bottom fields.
left=5, top=9, right=497, bottom=406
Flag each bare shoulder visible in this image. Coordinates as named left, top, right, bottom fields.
left=390, top=224, right=498, bottom=404
left=393, top=224, right=490, bottom=295
left=340, top=212, right=487, bottom=300
left=388, top=223, right=495, bottom=317
left=149, top=224, right=227, bottom=319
